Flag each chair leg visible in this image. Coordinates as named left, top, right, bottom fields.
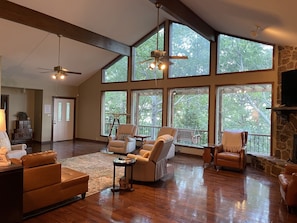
left=214, top=165, right=219, bottom=172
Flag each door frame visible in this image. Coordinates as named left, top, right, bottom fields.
left=51, top=96, right=76, bottom=142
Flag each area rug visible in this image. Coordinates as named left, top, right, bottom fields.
left=59, top=152, right=124, bottom=196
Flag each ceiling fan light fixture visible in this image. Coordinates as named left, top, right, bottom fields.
left=59, top=74, right=65, bottom=80
left=158, top=62, right=166, bottom=70
left=149, top=62, right=156, bottom=70
left=142, top=2, right=188, bottom=71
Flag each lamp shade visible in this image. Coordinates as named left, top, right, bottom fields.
left=0, top=109, right=6, bottom=131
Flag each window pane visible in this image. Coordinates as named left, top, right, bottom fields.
left=66, top=102, right=70, bottom=122
left=169, top=87, right=209, bottom=146
left=217, top=34, right=273, bottom=74
left=132, top=89, right=163, bottom=138
left=169, top=23, right=210, bottom=78
left=102, top=56, right=128, bottom=83
left=133, top=28, right=164, bottom=81
left=216, top=84, right=272, bottom=155
left=58, top=102, right=62, bottom=122
left=102, top=91, right=127, bottom=136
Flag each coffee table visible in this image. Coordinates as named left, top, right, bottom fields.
left=111, top=157, right=136, bottom=192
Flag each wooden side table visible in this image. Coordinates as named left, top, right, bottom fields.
left=134, top=135, right=150, bottom=149
left=203, top=144, right=215, bottom=168
left=111, top=157, right=136, bottom=192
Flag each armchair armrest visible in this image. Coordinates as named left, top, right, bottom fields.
left=127, top=153, right=149, bottom=162
left=11, top=144, right=27, bottom=150
left=126, top=136, right=136, bottom=142
left=284, top=164, right=297, bottom=175
left=214, top=144, right=224, bottom=153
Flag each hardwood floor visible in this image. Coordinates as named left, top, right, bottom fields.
left=23, top=140, right=297, bottom=223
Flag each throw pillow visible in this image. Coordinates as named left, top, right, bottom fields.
left=118, top=134, right=130, bottom=140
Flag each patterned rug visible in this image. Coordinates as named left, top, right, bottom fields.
left=59, top=152, right=124, bottom=196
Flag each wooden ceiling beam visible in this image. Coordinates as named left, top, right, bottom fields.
left=149, top=0, right=217, bottom=42
left=0, top=1, right=130, bottom=56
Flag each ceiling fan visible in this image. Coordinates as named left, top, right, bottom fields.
left=141, top=2, right=188, bottom=70
left=40, top=35, right=82, bottom=80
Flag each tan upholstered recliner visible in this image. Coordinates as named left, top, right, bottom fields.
left=127, top=134, right=174, bottom=182
left=0, top=131, right=27, bottom=159
left=108, top=124, right=137, bottom=154
left=141, top=126, right=177, bottom=159
left=214, top=130, right=248, bottom=172
left=278, top=164, right=297, bottom=212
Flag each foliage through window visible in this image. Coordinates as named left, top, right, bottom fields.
left=133, top=27, right=164, bottom=81
left=216, top=84, right=272, bottom=155
left=132, top=89, right=163, bottom=138
left=102, top=56, right=128, bottom=83
left=169, top=87, right=209, bottom=146
left=217, top=34, right=273, bottom=74
left=169, top=23, right=210, bottom=78
left=102, top=91, right=127, bottom=136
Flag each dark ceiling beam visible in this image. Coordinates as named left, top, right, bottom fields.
left=149, top=0, right=216, bottom=42
left=0, top=1, right=130, bottom=56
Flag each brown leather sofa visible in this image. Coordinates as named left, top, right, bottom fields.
left=11, top=150, right=89, bottom=214
left=278, top=164, right=297, bottom=212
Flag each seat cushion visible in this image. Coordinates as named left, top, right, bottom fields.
left=217, top=152, right=240, bottom=162
left=61, top=167, right=89, bottom=189
left=109, top=140, right=125, bottom=147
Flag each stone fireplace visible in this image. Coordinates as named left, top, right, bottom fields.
left=249, top=46, right=297, bottom=177
left=275, top=46, right=297, bottom=161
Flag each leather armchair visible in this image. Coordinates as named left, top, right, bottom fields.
left=127, top=134, right=174, bottom=182
left=278, top=164, right=297, bottom=212
left=108, top=124, right=137, bottom=154
left=141, top=126, right=177, bottom=159
left=214, top=130, right=248, bottom=172
left=0, top=131, right=27, bottom=159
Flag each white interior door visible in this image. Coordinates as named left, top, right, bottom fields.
left=53, top=98, right=75, bottom=142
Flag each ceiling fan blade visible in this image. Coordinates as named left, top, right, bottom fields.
left=139, top=58, right=154, bottom=64
left=38, top=67, right=52, bottom=71
left=66, top=71, right=82, bottom=75
left=168, top=55, right=188, bottom=59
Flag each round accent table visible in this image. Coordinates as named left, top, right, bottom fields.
left=111, top=157, right=136, bottom=192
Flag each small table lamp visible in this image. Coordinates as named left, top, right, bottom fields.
left=0, top=109, right=11, bottom=166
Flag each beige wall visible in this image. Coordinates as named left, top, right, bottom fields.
left=1, top=75, right=78, bottom=142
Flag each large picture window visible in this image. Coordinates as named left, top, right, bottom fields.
left=217, top=34, right=273, bottom=74
left=102, top=56, right=128, bottom=83
left=102, top=91, right=127, bottom=136
left=216, top=84, right=272, bottom=155
left=169, top=23, right=210, bottom=78
left=132, top=89, right=163, bottom=138
left=169, top=87, right=209, bottom=146
left=133, top=27, right=164, bottom=81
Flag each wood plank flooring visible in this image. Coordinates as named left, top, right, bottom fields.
left=24, top=140, right=297, bottom=223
